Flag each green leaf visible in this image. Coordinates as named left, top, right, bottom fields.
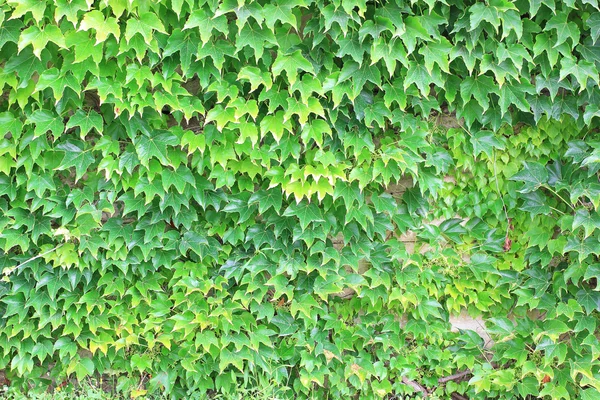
left=588, top=13, right=600, bottom=43
left=418, top=38, right=452, bottom=74
left=197, top=39, right=236, bottom=71
left=79, top=10, right=121, bottom=43
left=66, top=110, right=103, bottom=139
left=339, top=61, right=381, bottom=99
left=470, top=131, right=505, bottom=158
left=18, top=25, right=66, bottom=59
left=7, top=0, right=47, bottom=22
left=469, top=3, right=501, bottom=32
left=371, top=37, right=408, bottom=77
left=235, top=22, right=277, bottom=60
left=565, top=237, right=600, bottom=262
left=460, top=75, right=497, bottom=111
left=498, top=80, right=535, bottom=115
left=56, top=141, right=95, bottom=182
left=54, top=0, right=89, bottom=25
left=559, top=58, right=600, bottom=92
left=404, top=62, right=441, bottom=97
left=0, top=112, right=23, bottom=140
left=283, top=201, right=324, bottom=231
left=135, top=131, right=178, bottom=167
left=520, top=191, right=551, bottom=216
left=336, top=33, right=367, bottom=65
left=271, top=50, right=314, bottom=85
left=183, top=9, right=228, bottom=44
left=260, top=110, right=291, bottom=143
left=27, top=110, right=64, bottom=140
left=249, top=188, right=283, bottom=214
left=163, top=29, right=198, bottom=75
left=333, top=181, right=363, bottom=209
left=529, top=0, right=556, bottom=16
left=35, top=68, right=80, bottom=102
left=263, top=0, right=297, bottom=29
left=546, top=12, right=580, bottom=49
left=72, top=357, right=95, bottom=381
left=0, top=19, right=23, bottom=50
left=510, top=162, right=549, bottom=193
left=573, top=209, right=600, bottom=238
left=300, top=119, right=331, bottom=148
left=125, top=12, right=166, bottom=43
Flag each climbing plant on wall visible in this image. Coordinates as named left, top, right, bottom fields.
left=0, top=0, right=599, bottom=398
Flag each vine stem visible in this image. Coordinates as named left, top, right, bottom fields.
left=544, top=185, right=576, bottom=212
left=3, top=244, right=64, bottom=276
left=401, top=376, right=429, bottom=396
left=492, top=150, right=511, bottom=241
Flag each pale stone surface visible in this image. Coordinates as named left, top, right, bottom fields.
left=330, top=172, right=493, bottom=348
left=449, top=311, right=493, bottom=348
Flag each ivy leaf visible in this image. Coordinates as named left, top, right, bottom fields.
left=249, top=188, right=283, bottom=214
left=283, top=201, right=324, bottom=230
left=125, top=12, right=167, bottom=43
left=399, top=16, right=431, bottom=54
left=501, top=10, right=523, bottom=40
left=339, top=61, right=381, bottom=99
left=263, top=0, right=297, bottom=29
left=260, top=110, right=291, bottom=143
left=519, top=191, right=551, bottom=216
left=577, top=289, right=600, bottom=313
left=529, top=0, right=556, bottom=16
left=546, top=12, right=580, bottom=49
left=163, top=29, right=198, bottom=75
left=18, top=25, right=66, bottom=59
left=573, top=209, right=600, bottom=238
left=183, top=9, right=228, bottom=44
left=238, top=66, right=273, bottom=93
left=79, top=10, right=121, bottom=44
left=460, top=75, right=497, bottom=111
left=197, top=39, right=236, bottom=71
left=588, top=13, right=600, bottom=44
left=565, top=237, right=600, bottom=262
left=272, top=50, right=314, bottom=85
left=333, top=181, right=363, bottom=209
left=0, top=19, right=22, bottom=50
left=404, top=62, right=437, bottom=97
left=0, top=112, right=23, bottom=140
left=336, top=33, right=367, bottom=64
left=54, top=0, right=89, bottom=25
left=510, top=162, right=549, bottom=193
left=498, top=80, right=535, bottom=116
left=66, top=110, right=103, bottom=139
left=235, top=22, right=277, bottom=60
left=56, top=141, right=95, bottom=182
left=371, top=37, right=408, bottom=77
left=322, top=5, right=359, bottom=36
left=27, top=110, right=64, bottom=140
left=65, top=31, right=103, bottom=64
left=300, top=119, right=331, bottom=147
left=36, top=68, right=80, bottom=102
left=418, top=38, right=452, bottom=74
left=470, top=131, right=505, bottom=158
left=73, top=357, right=95, bottom=381
left=469, top=3, right=501, bottom=33
left=135, top=131, right=178, bottom=167
left=559, top=58, right=600, bottom=92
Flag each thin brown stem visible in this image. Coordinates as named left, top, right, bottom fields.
left=401, top=376, right=429, bottom=396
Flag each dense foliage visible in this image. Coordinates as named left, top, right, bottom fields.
left=0, top=0, right=599, bottom=398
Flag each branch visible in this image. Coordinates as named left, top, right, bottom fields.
left=402, top=376, right=429, bottom=396
left=438, top=369, right=472, bottom=384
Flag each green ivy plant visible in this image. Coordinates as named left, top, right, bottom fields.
left=0, top=0, right=599, bottom=398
